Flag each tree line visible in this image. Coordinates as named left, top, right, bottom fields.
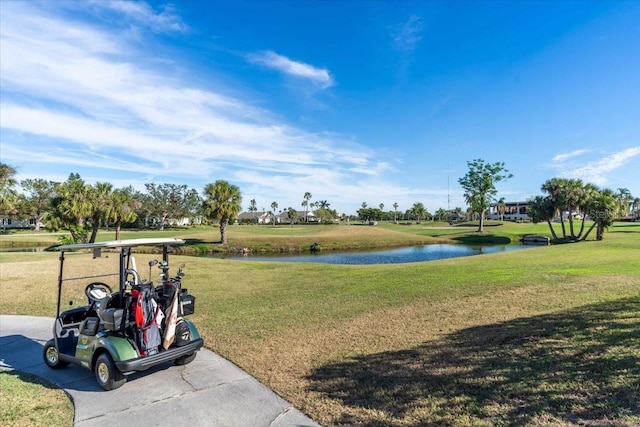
left=0, top=165, right=244, bottom=244
left=359, top=159, right=636, bottom=241
left=1, top=160, right=636, bottom=244
left=244, top=195, right=339, bottom=226
left=0, top=164, right=336, bottom=245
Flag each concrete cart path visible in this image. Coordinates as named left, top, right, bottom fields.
left=0, top=315, right=319, bottom=427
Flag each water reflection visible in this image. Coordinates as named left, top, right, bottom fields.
left=220, top=244, right=533, bottom=265
left=0, top=246, right=46, bottom=252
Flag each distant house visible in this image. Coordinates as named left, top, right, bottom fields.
left=237, top=211, right=270, bottom=224
left=302, top=211, right=317, bottom=222
left=166, top=217, right=202, bottom=227
left=0, top=215, right=39, bottom=229
left=236, top=210, right=317, bottom=224
left=447, top=212, right=466, bottom=222
left=487, top=201, right=532, bottom=221
left=279, top=210, right=317, bottom=224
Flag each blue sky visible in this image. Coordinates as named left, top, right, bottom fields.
left=1, top=0, right=639, bottom=215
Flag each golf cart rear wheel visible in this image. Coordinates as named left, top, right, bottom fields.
left=43, top=339, right=70, bottom=369
left=174, top=352, right=196, bottom=366
left=95, top=353, right=126, bottom=390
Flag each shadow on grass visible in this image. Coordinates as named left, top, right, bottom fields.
left=308, top=297, right=640, bottom=426
left=1, top=370, right=63, bottom=391
left=183, top=238, right=208, bottom=244
left=453, top=234, right=512, bottom=244
left=180, top=239, right=227, bottom=252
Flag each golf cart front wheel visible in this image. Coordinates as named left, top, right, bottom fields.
left=94, top=353, right=126, bottom=390
left=43, top=339, right=70, bottom=369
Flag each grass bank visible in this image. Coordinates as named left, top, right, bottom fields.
left=0, top=370, right=73, bottom=426
left=1, top=220, right=563, bottom=253
left=1, top=222, right=442, bottom=253
left=1, top=222, right=638, bottom=425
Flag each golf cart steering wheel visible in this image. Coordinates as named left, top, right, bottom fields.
left=85, top=282, right=113, bottom=305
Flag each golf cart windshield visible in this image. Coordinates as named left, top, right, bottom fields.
left=54, top=238, right=185, bottom=315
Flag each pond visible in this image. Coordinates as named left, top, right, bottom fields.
left=0, top=246, right=47, bottom=252
left=218, top=243, right=534, bottom=265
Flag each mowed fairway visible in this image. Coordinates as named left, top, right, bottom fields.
left=1, top=222, right=639, bottom=425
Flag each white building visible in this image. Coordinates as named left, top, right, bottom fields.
left=487, top=201, right=532, bottom=221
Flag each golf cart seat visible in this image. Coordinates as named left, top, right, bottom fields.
left=97, top=296, right=125, bottom=332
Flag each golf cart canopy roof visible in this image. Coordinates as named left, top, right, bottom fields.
left=55, top=238, right=185, bottom=251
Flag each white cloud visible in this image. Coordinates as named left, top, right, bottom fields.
left=391, top=15, right=424, bottom=54
left=95, top=0, right=189, bottom=33
left=246, top=50, right=334, bottom=89
left=554, top=147, right=640, bottom=186
left=551, top=149, right=591, bottom=163
left=0, top=2, right=402, bottom=213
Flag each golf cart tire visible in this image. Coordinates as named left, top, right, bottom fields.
left=43, top=339, right=70, bottom=369
left=174, top=352, right=196, bottom=366
left=95, top=353, right=127, bottom=391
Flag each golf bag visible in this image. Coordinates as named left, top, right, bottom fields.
left=132, top=284, right=161, bottom=356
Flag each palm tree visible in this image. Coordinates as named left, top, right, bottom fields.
left=55, top=173, right=93, bottom=243
left=393, top=202, right=399, bottom=223
left=302, top=192, right=312, bottom=222
left=529, top=195, right=560, bottom=241
left=88, top=182, right=113, bottom=243
left=287, top=207, right=298, bottom=227
left=541, top=178, right=568, bottom=239
left=541, top=178, right=594, bottom=240
left=495, top=198, right=507, bottom=221
left=108, top=187, right=139, bottom=240
left=563, top=178, right=585, bottom=239
left=249, top=199, right=257, bottom=224
left=617, top=188, right=633, bottom=218
left=582, top=188, right=620, bottom=241
left=0, top=163, right=18, bottom=231
left=270, top=201, right=278, bottom=226
left=315, top=200, right=330, bottom=224
left=632, top=197, right=640, bottom=220
left=575, top=183, right=598, bottom=239
left=0, top=163, right=17, bottom=188
left=202, top=180, right=242, bottom=244
left=411, top=202, right=426, bottom=223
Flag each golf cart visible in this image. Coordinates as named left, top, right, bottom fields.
left=43, top=238, right=203, bottom=390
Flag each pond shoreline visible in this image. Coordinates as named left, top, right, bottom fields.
left=0, top=224, right=529, bottom=255
left=212, top=243, right=534, bottom=265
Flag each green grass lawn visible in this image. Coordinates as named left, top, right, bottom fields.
left=1, top=222, right=638, bottom=425
left=0, top=220, right=593, bottom=252
left=0, top=370, right=73, bottom=427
